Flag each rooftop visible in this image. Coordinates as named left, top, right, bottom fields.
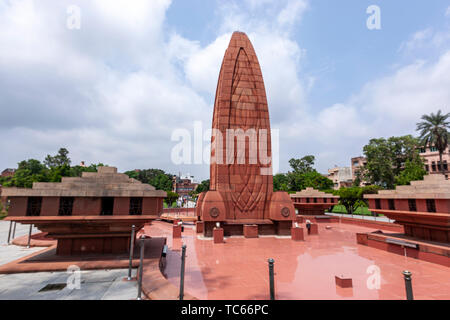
left=1, top=166, right=166, bottom=198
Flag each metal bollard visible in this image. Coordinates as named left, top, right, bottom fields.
left=268, top=258, right=275, bottom=300
left=12, top=222, right=17, bottom=239
left=137, top=235, right=145, bottom=300
left=7, top=221, right=12, bottom=245
left=27, top=224, right=32, bottom=248
left=179, top=244, right=187, bottom=300
left=127, top=225, right=136, bottom=281
left=402, top=270, right=414, bottom=300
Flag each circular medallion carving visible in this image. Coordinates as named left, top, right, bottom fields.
left=281, top=207, right=290, bottom=218
left=209, top=207, right=220, bottom=218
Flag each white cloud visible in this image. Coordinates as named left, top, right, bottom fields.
left=0, top=0, right=312, bottom=180
left=446, top=6, right=450, bottom=17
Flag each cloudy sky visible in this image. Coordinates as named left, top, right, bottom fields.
left=1, top=0, right=449, bottom=181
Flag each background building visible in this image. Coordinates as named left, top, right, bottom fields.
left=419, top=145, right=450, bottom=179
left=1, top=168, right=15, bottom=178
left=351, top=156, right=370, bottom=186
left=327, top=166, right=353, bottom=189
left=172, top=173, right=198, bottom=198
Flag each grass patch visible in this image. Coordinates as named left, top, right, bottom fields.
left=331, top=205, right=374, bottom=216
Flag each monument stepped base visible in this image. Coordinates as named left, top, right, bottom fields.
left=203, top=220, right=292, bottom=237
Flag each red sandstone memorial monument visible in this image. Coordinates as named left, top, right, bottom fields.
left=2, top=166, right=166, bottom=255
left=360, top=174, right=450, bottom=266
left=196, top=32, right=295, bottom=237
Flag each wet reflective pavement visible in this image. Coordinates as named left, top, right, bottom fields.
left=146, top=221, right=450, bottom=300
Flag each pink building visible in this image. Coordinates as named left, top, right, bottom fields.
left=419, top=145, right=450, bottom=179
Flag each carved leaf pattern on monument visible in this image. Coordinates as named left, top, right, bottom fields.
left=229, top=48, right=266, bottom=214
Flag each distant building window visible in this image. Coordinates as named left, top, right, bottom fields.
left=444, top=161, right=448, bottom=171
left=306, top=198, right=310, bottom=203
left=375, top=199, right=381, bottom=209
left=426, top=199, right=436, bottom=213
left=419, top=148, right=426, bottom=153
left=313, top=198, right=318, bottom=203
left=388, top=199, right=395, bottom=210
left=432, top=162, right=436, bottom=172
left=408, top=199, right=417, bottom=212
left=430, top=146, right=438, bottom=152
left=353, top=161, right=359, bottom=166
left=58, top=197, right=74, bottom=216
left=26, top=197, right=42, bottom=216
left=101, top=197, right=114, bottom=216
left=425, top=165, right=429, bottom=172
left=129, top=197, right=143, bottom=215
left=324, top=198, right=328, bottom=203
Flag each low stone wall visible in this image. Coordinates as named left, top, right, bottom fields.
left=163, top=208, right=196, bottom=216
left=340, top=217, right=404, bottom=233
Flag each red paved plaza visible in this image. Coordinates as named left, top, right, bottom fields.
left=146, top=221, right=450, bottom=300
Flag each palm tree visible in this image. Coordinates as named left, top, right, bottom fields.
left=416, top=110, right=450, bottom=174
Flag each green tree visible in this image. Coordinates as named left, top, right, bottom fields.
left=416, top=109, right=450, bottom=175
left=44, top=148, right=71, bottom=168
left=165, top=191, right=179, bottom=207
left=286, top=156, right=333, bottom=191
left=9, top=159, right=48, bottom=188
left=395, top=159, right=427, bottom=186
left=289, top=155, right=315, bottom=174
left=124, top=169, right=173, bottom=192
left=273, top=174, right=289, bottom=191
left=361, top=135, right=423, bottom=189
left=336, top=185, right=382, bottom=215
left=195, top=179, right=210, bottom=193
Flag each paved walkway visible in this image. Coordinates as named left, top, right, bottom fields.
left=326, top=212, right=393, bottom=223
left=150, top=221, right=450, bottom=300
left=0, top=221, right=138, bottom=300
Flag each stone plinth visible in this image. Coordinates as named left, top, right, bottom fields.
left=291, top=188, right=339, bottom=216
left=310, top=224, right=319, bottom=235
left=196, top=31, right=295, bottom=237
left=196, top=221, right=204, bottom=234
left=243, top=225, right=258, bottom=238
left=213, top=228, right=224, bottom=244
left=173, top=225, right=182, bottom=239
left=291, top=227, right=304, bottom=241
left=335, top=276, right=353, bottom=288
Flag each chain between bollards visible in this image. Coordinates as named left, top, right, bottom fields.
left=268, top=258, right=275, bottom=300
left=179, top=244, right=187, bottom=300
left=127, top=225, right=136, bottom=281
left=402, top=270, right=414, bottom=300
left=27, top=224, right=33, bottom=248
left=137, top=235, right=145, bottom=300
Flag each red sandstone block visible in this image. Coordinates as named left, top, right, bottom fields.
left=213, top=228, right=224, bottom=244
left=335, top=276, right=353, bottom=288
left=310, top=224, right=319, bottom=235
left=291, top=227, right=304, bottom=241
left=196, top=221, right=204, bottom=234
left=173, top=225, right=182, bottom=239
left=244, top=225, right=258, bottom=238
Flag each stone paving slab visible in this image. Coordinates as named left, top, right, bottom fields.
left=0, top=269, right=137, bottom=300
